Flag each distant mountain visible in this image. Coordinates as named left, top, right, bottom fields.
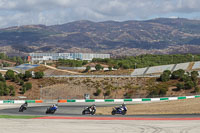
left=1, top=18, right=200, bottom=56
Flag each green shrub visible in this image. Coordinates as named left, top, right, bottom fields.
left=95, top=64, right=102, bottom=71
left=122, top=64, right=130, bottom=69
left=85, top=66, right=91, bottom=72
left=0, top=89, right=4, bottom=96
left=10, top=90, right=15, bottom=96
left=23, top=82, right=32, bottom=90
left=184, top=81, right=194, bottom=90
left=148, top=84, right=168, bottom=97
left=0, top=81, right=7, bottom=96
left=34, top=71, right=44, bottom=79
left=159, top=70, right=171, bottom=82
left=8, top=85, right=14, bottom=91
left=21, top=87, right=26, bottom=94
left=195, top=87, right=200, bottom=93
left=191, top=71, right=199, bottom=81
left=14, top=75, right=20, bottom=83
left=24, top=71, right=32, bottom=79
left=176, top=83, right=185, bottom=91
left=108, top=66, right=112, bottom=71
left=163, top=70, right=171, bottom=75
left=149, top=88, right=159, bottom=96
left=104, top=90, right=111, bottom=96
left=113, top=65, right=119, bottom=69
left=171, top=69, right=185, bottom=79
left=180, top=74, right=190, bottom=82
left=17, top=73, right=24, bottom=80
left=5, top=70, right=15, bottom=80
left=94, top=89, right=101, bottom=96
left=19, top=80, right=24, bottom=86
left=4, top=88, right=10, bottom=96
left=160, top=73, right=170, bottom=82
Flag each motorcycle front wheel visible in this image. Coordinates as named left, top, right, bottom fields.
left=82, top=110, right=85, bottom=115
left=19, top=107, right=24, bottom=112
left=122, top=111, right=126, bottom=115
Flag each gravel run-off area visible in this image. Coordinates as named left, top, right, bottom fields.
left=96, top=98, right=200, bottom=115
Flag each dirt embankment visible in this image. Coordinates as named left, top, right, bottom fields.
left=1, top=76, right=200, bottom=100
left=39, top=77, right=150, bottom=99
left=39, top=77, right=198, bottom=99
left=96, top=98, right=200, bottom=115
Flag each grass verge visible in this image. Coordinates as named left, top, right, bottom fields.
left=0, top=115, right=42, bottom=119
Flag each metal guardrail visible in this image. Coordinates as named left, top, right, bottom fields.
left=44, top=75, right=160, bottom=78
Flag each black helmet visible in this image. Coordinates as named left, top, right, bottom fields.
left=25, top=101, right=28, bottom=104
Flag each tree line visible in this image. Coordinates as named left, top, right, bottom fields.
left=56, top=59, right=88, bottom=67
left=0, top=73, right=15, bottom=96
left=92, top=54, right=200, bottom=69
left=0, top=53, right=26, bottom=66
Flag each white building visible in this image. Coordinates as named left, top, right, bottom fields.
left=29, top=53, right=110, bottom=61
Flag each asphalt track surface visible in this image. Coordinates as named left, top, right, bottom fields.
left=1, top=103, right=200, bottom=118
left=2, top=103, right=200, bottom=133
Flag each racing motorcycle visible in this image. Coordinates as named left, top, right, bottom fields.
left=82, top=105, right=96, bottom=115
left=46, top=105, right=58, bottom=114
left=111, top=105, right=127, bottom=115
left=19, top=102, right=28, bottom=112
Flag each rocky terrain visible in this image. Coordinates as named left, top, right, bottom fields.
left=1, top=18, right=200, bottom=56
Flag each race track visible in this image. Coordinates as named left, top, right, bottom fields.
left=0, top=103, right=123, bottom=116
left=1, top=104, right=87, bottom=116
left=1, top=103, right=200, bottom=118
left=1, top=103, right=200, bottom=133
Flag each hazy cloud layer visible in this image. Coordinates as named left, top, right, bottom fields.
left=0, top=0, right=200, bottom=28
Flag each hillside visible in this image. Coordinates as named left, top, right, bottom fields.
left=1, top=76, right=199, bottom=100
left=1, top=18, right=200, bottom=56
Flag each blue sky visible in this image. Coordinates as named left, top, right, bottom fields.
left=0, top=0, right=200, bottom=28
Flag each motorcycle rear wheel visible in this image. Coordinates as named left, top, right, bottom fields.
left=122, top=111, right=126, bottom=115
left=19, top=107, right=24, bottom=112
left=112, top=111, right=115, bottom=115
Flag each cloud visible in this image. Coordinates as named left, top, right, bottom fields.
left=0, top=0, right=200, bottom=28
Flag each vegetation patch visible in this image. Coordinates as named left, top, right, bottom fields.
left=91, top=54, right=200, bottom=69
left=0, top=115, right=42, bottom=119
left=56, top=59, right=88, bottom=67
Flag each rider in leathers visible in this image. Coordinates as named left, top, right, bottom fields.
left=88, top=104, right=96, bottom=113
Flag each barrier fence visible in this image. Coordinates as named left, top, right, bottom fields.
left=57, top=95, right=200, bottom=103
left=1, top=95, right=200, bottom=104
left=0, top=100, right=43, bottom=104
